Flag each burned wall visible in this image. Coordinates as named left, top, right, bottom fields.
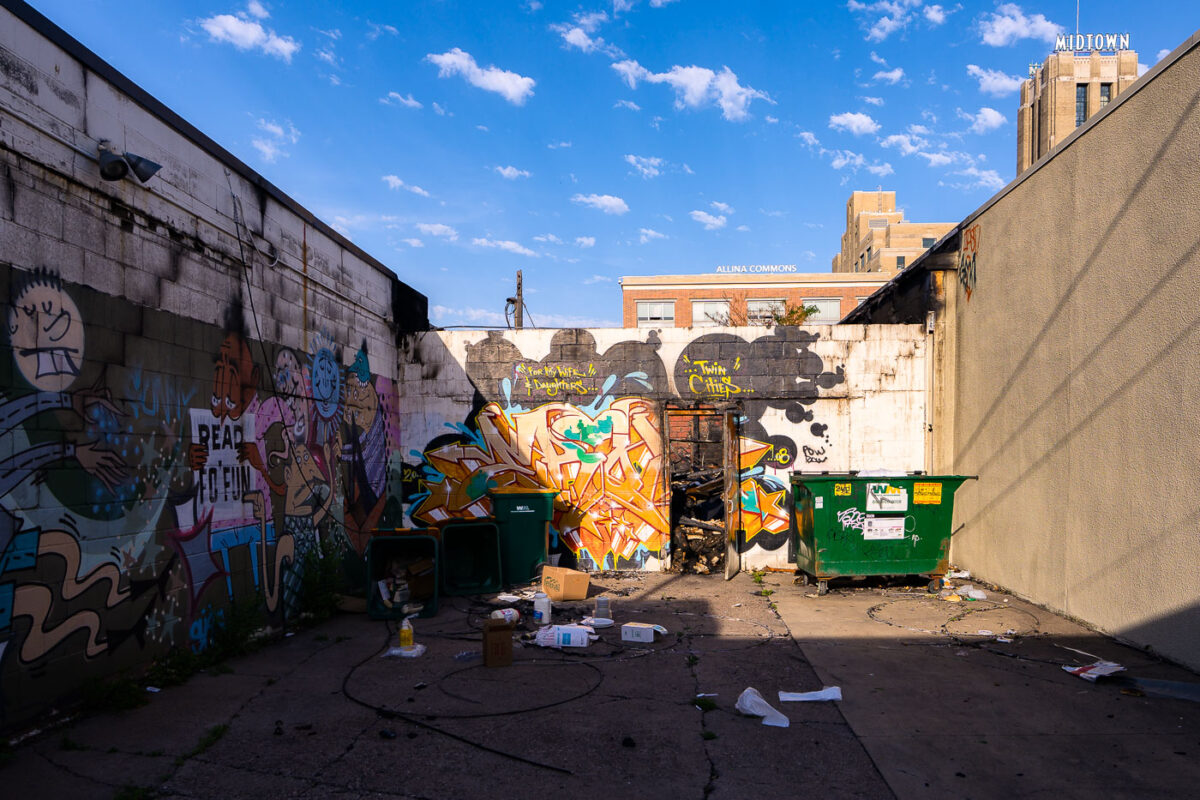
left=398, top=326, right=927, bottom=572
left=0, top=5, right=424, bottom=731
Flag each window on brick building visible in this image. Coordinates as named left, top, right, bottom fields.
left=692, top=299, right=730, bottom=327
left=636, top=301, right=674, bottom=327
left=805, top=298, right=843, bottom=324
left=747, top=299, right=785, bottom=325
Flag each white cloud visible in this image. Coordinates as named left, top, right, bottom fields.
left=966, top=106, right=1006, bottom=133
left=472, top=237, right=537, bottom=257
left=874, top=67, right=905, bottom=84
left=316, top=27, right=340, bottom=40
left=736, top=224, right=750, bottom=232
left=945, top=166, right=1005, bottom=191
left=402, top=238, right=424, bottom=248
left=880, top=133, right=927, bottom=155
left=797, top=130, right=821, bottom=147
left=611, top=59, right=773, bottom=121
left=1137, top=62, right=1149, bottom=77
left=614, top=99, right=642, bottom=111
left=862, top=96, right=884, bottom=106
left=382, top=175, right=431, bottom=196
left=866, top=162, right=894, bottom=176
left=251, top=138, right=284, bottom=162
left=477, top=125, right=490, bottom=132
left=966, top=64, right=1023, bottom=95
left=366, top=22, right=398, bottom=40
left=433, top=102, right=449, bottom=116
left=649, top=0, right=680, bottom=6
left=924, top=4, right=952, bottom=25
left=533, top=233, right=563, bottom=244
left=246, top=0, right=269, bottom=19
left=547, top=141, right=572, bottom=149
left=868, top=15, right=905, bottom=41
left=710, top=201, right=734, bottom=214
left=495, top=165, right=531, bottom=179
left=583, top=274, right=611, bottom=284
left=847, top=0, right=923, bottom=42
left=869, top=51, right=887, bottom=65
left=613, top=0, right=635, bottom=13
left=416, top=222, right=458, bottom=241
left=908, top=123, right=932, bottom=135
left=917, top=150, right=958, bottom=167
left=979, top=3, right=1062, bottom=47
left=430, top=305, right=506, bottom=326
left=761, top=209, right=787, bottom=218
left=829, top=111, right=880, bottom=135
left=426, top=48, right=536, bottom=105
left=576, top=237, right=596, bottom=248
left=639, top=228, right=667, bottom=244
left=574, top=11, right=608, bottom=32
left=690, top=210, right=726, bottom=230
left=765, top=115, right=779, bottom=123
left=572, top=193, right=629, bottom=215
left=827, top=149, right=891, bottom=176
left=199, top=11, right=300, bottom=61
left=1156, top=48, right=1171, bottom=61
left=625, top=154, right=663, bottom=179
left=315, top=47, right=337, bottom=66
left=381, top=91, right=422, bottom=108
left=555, top=24, right=623, bottom=58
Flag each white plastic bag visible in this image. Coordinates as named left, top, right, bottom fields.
left=778, top=686, right=842, bottom=702
left=735, top=687, right=789, bottom=727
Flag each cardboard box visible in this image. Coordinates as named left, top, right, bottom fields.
left=621, top=622, right=667, bottom=643
left=541, top=566, right=590, bottom=601
left=483, top=619, right=514, bottom=667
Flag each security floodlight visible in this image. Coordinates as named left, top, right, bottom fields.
left=123, top=153, right=162, bottom=183
left=97, top=141, right=129, bottom=181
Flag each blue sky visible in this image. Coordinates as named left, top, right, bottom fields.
left=29, top=1, right=1196, bottom=327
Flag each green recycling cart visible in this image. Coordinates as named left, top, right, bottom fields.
left=488, top=487, right=558, bottom=586
left=789, top=472, right=975, bottom=595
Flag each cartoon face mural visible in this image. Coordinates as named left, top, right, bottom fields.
left=273, top=347, right=310, bottom=442
left=7, top=269, right=84, bottom=392
left=211, top=332, right=259, bottom=421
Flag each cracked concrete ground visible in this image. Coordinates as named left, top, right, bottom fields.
left=4, top=571, right=1200, bottom=799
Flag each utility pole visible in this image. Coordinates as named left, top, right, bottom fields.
left=514, top=270, right=523, bottom=329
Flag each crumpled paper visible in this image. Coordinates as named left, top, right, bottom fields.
left=735, top=687, right=789, bottom=727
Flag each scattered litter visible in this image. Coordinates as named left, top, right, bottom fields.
left=696, top=693, right=718, bottom=697
left=496, top=593, right=521, bottom=604
left=145, top=686, right=161, bottom=694
left=778, top=686, right=842, bottom=703
left=581, top=616, right=613, bottom=628
left=967, top=589, right=988, bottom=600
left=943, top=594, right=962, bottom=603
left=735, top=687, right=789, bottom=727
left=977, top=629, right=994, bottom=636
left=948, top=569, right=971, bottom=579
left=996, top=637, right=1013, bottom=644
left=285, top=632, right=295, bottom=638
left=1063, top=660, right=1124, bottom=682
left=382, top=644, right=427, bottom=658
left=732, top=603, right=742, bottom=608
left=535, top=624, right=593, bottom=648
left=454, top=650, right=482, bottom=662
left=490, top=608, right=520, bottom=624
left=621, top=622, right=667, bottom=643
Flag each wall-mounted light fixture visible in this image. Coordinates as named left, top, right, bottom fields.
left=97, top=140, right=162, bottom=183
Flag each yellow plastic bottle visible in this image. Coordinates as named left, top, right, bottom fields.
left=399, top=617, right=414, bottom=648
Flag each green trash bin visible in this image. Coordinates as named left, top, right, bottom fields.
left=789, top=472, right=975, bottom=594
left=488, top=488, right=558, bottom=585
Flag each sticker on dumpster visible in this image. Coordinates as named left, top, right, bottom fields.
left=834, top=483, right=852, bottom=496
left=815, top=497, right=824, bottom=509
left=863, top=516, right=905, bottom=540
left=913, top=483, right=942, bottom=505
left=866, top=483, right=908, bottom=512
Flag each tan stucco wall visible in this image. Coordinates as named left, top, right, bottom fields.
left=946, top=34, right=1200, bottom=669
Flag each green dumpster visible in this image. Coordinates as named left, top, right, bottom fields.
left=789, top=472, right=975, bottom=594
left=488, top=487, right=558, bottom=585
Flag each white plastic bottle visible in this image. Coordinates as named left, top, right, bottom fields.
left=533, top=592, right=552, bottom=626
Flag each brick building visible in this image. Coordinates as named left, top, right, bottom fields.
left=620, top=271, right=890, bottom=327
left=831, top=191, right=955, bottom=274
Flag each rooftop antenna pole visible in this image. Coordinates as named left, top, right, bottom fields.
left=514, top=270, right=524, bottom=329
left=1076, top=0, right=1079, bottom=35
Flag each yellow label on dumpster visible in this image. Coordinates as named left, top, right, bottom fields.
left=913, top=482, right=942, bottom=504
left=834, top=483, right=852, bottom=496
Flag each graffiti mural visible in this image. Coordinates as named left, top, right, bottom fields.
left=0, top=266, right=408, bottom=727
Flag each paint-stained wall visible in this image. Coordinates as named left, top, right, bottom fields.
left=943, top=34, right=1200, bottom=669
left=399, top=326, right=928, bottom=572
left=0, top=5, right=424, bottom=730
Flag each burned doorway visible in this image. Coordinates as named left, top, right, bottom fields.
left=665, top=406, right=743, bottom=578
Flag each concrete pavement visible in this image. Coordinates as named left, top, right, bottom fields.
left=2, top=570, right=1198, bottom=799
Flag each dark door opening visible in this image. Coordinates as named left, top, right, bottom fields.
left=665, top=407, right=741, bottom=576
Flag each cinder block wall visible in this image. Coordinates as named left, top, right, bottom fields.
left=0, top=5, right=424, bottom=730
left=398, top=325, right=928, bottom=572
left=946, top=34, right=1200, bottom=669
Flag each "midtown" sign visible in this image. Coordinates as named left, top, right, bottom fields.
left=1055, top=33, right=1130, bottom=52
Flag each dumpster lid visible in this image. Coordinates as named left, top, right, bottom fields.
left=486, top=486, right=560, bottom=495
left=790, top=471, right=976, bottom=481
